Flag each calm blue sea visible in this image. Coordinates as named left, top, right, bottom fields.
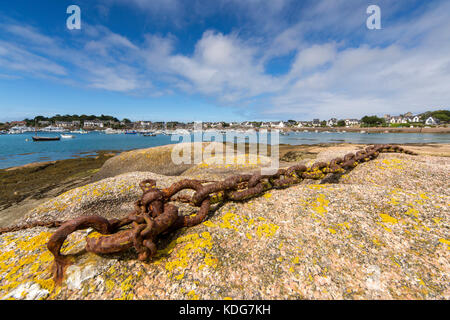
left=0, top=131, right=448, bottom=169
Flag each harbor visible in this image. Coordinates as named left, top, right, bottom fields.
left=0, top=130, right=449, bottom=169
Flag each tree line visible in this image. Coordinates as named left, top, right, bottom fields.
left=22, top=114, right=129, bottom=126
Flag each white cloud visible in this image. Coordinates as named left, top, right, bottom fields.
left=0, top=40, right=66, bottom=76
left=0, top=0, right=449, bottom=120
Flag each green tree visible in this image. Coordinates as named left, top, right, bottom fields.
left=420, top=110, right=450, bottom=123
left=361, top=115, right=385, bottom=126
left=337, top=120, right=346, bottom=127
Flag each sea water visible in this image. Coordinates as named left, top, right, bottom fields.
left=0, top=131, right=448, bottom=169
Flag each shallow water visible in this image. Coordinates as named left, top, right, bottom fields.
left=0, top=131, right=448, bottom=169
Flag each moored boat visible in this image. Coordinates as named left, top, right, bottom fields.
left=60, top=134, right=75, bottom=139
left=32, top=136, right=60, bottom=141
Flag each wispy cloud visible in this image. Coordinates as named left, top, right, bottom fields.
left=0, top=0, right=448, bottom=120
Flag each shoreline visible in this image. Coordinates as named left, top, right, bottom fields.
left=1, top=142, right=449, bottom=229
left=2, top=141, right=449, bottom=172
left=0, top=150, right=117, bottom=227
left=282, top=126, right=450, bottom=133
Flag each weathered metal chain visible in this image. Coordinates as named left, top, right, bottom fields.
left=0, top=144, right=418, bottom=283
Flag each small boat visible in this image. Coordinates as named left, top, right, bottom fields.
left=71, top=129, right=88, bottom=134
left=60, top=134, right=75, bottom=139
left=32, top=136, right=60, bottom=141
left=143, top=133, right=156, bottom=137
left=125, top=130, right=137, bottom=134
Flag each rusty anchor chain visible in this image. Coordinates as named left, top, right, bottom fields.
left=0, top=144, right=417, bottom=283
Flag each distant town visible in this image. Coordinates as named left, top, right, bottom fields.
left=1, top=110, right=448, bottom=134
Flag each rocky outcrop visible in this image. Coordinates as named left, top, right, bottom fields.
left=92, top=142, right=226, bottom=181
left=0, top=146, right=449, bottom=300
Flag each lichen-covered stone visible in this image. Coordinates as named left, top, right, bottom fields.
left=92, top=142, right=225, bottom=181
left=0, top=147, right=449, bottom=300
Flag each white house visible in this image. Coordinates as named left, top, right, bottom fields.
left=327, top=118, right=338, bottom=127
left=55, top=121, right=72, bottom=128
left=271, top=121, right=285, bottom=128
left=84, top=120, right=104, bottom=128
left=9, top=126, right=31, bottom=134
left=138, top=121, right=152, bottom=128
left=345, top=119, right=360, bottom=126
left=412, top=116, right=421, bottom=123
left=389, top=116, right=404, bottom=124
left=425, top=117, right=438, bottom=125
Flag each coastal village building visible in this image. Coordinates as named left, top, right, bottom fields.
left=38, top=120, right=51, bottom=126
left=10, top=121, right=26, bottom=126
left=55, top=121, right=72, bottom=128
left=43, top=125, right=63, bottom=132
left=412, top=116, right=421, bottom=123
left=312, top=119, right=321, bottom=127
left=272, top=121, right=285, bottom=128
left=425, top=116, right=439, bottom=125
left=327, top=118, right=338, bottom=126
left=386, top=114, right=423, bottom=124
left=389, top=116, right=407, bottom=124
left=9, top=125, right=31, bottom=133
left=345, top=119, right=360, bottom=126
left=137, top=121, right=152, bottom=128
left=83, top=120, right=104, bottom=128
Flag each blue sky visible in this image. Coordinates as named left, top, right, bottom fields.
left=0, top=0, right=449, bottom=122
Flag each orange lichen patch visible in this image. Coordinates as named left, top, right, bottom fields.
left=0, top=231, right=58, bottom=299
left=307, top=184, right=331, bottom=190
left=438, top=238, right=450, bottom=248
left=375, top=158, right=405, bottom=171
left=187, top=289, right=199, bottom=300
left=419, top=193, right=429, bottom=200
left=256, top=223, right=279, bottom=239
left=219, top=212, right=242, bottom=231
left=263, top=193, right=272, bottom=199
left=405, top=208, right=419, bottom=218
left=119, top=275, right=135, bottom=300
left=379, top=214, right=398, bottom=224
left=372, top=238, right=382, bottom=246
left=311, top=194, right=329, bottom=216
left=157, top=232, right=217, bottom=280
left=214, top=210, right=280, bottom=240
left=202, top=221, right=217, bottom=228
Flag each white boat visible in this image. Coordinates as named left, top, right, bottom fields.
left=105, top=128, right=116, bottom=134
left=71, top=129, right=88, bottom=134
left=60, top=134, right=75, bottom=139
